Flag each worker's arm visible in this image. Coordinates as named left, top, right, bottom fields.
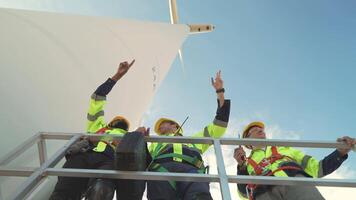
left=315, top=136, right=354, bottom=177
left=233, top=147, right=249, bottom=199
left=86, top=78, right=115, bottom=133
left=289, top=145, right=349, bottom=178
left=192, top=71, right=231, bottom=153
left=236, top=164, right=249, bottom=200
left=86, top=60, right=135, bottom=133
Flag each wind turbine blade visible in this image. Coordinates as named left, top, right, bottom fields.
left=178, top=49, right=186, bottom=74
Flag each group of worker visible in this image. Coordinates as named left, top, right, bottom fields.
left=49, top=60, right=355, bottom=200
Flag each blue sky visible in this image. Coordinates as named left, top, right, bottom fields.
left=1, top=0, right=355, bottom=198
left=147, top=0, right=356, bottom=163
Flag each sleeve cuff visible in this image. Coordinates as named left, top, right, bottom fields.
left=237, top=164, right=248, bottom=175
left=91, top=93, right=106, bottom=101
left=94, top=78, right=117, bottom=96
left=335, top=150, right=349, bottom=161
left=213, top=119, right=228, bottom=128
left=108, top=77, right=117, bottom=83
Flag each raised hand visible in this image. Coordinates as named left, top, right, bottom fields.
left=211, top=70, right=224, bottom=90
left=337, top=136, right=355, bottom=156
left=234, top=146, right=246, bottom=166
left=112, top=59, right=135, bottom=81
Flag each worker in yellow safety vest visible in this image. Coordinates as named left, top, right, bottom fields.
left=147, top=71, right=231, bottom=200
left=50, top=59, right=146, bottom=200
left=234, top=121, right=355, bottom=200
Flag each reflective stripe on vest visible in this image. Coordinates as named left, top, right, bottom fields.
left=173, top=143, right=183, bottom=162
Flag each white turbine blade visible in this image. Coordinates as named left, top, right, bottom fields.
left=178, top=49, right=186, bottom=74
left=0, top=7, right=190, bottom=199
left=169, top=0, right=179, bottom=24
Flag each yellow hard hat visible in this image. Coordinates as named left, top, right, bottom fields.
left=154, top=118, right=183, bottom=135
left=242, top=121, right=265, bottom=138
left=108, top=115, right=130, bottom=131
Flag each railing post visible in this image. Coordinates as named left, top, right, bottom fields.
left=213, top=139, right=232, bottom=200
left=37, top=134, right=47, bottom=165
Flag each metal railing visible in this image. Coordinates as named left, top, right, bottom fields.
left=0, top=132, right=355, bottom=200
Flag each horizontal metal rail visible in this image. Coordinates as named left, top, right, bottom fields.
left=0, top=167, right=37, bottom=177
left=41, top=132, right=352, bottom=149
left=228, top=175, right=356, bottom=188
left=45, top=168, right=221, bottom=182
left=3, top=167, right=356, bottom=188
left=43, top=168, right=356, bottom=188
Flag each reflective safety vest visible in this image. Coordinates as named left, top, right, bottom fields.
left=148, top=120, right=227, bottom=190
left=246, top=146, right=322, bottom=178
left=87, top=93, right=127, bottom=153
left=149, top=119, right=228, bottom=168
left=241, top=146, right=323, bottom=200
left=247, top=146, right=301, bottom=176
left=150, top=139, right=204, bottom=169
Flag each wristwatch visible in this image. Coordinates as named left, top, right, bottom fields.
left=216, top=88, right=225, bottom=93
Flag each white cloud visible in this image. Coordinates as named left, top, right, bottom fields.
left=317, top=165, right=356, bottom=200
left=265, top=124, right=302, bottom=140
left=222, top=116, right=304, bottom=140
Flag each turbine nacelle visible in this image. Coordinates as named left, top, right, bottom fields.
left=188, top=24, right=215, bottom=34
